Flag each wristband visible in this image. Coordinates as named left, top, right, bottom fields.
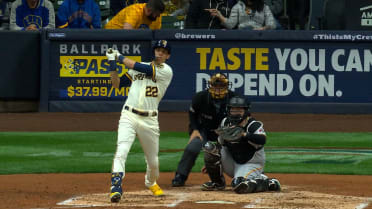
left=118, top=55, right=125, bottom=63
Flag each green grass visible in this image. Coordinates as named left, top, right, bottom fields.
left=0, top=131, right=371, bottom=175
left=266, top=132, right=372, bottom=148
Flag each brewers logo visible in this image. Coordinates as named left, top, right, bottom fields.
left=161, top=40, right=167, bottom=47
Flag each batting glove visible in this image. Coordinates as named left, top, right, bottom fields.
left=106, top=48, right=117, bottom=61
left=115, top=50, right=125, bottom=63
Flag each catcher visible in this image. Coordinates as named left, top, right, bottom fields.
left=202, top=96, right=281, bottom=194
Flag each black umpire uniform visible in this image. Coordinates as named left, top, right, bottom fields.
left=172, top=89, right=235, bottom=186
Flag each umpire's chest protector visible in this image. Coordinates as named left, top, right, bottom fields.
left=197, top=91, right=235, bottom=129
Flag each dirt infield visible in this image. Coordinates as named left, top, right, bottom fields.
left=1, top=112, right=372, bottom=209
left=2, top=112, right=372, bottom=132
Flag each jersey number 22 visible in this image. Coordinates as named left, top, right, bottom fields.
left=146, top=86, right=158, bottom=97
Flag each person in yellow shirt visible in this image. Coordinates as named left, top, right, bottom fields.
left=105, top=0, right=164, bottom=29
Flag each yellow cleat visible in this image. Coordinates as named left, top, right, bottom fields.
left=110, top=192, right=121, bottom=203
left=148, top=183, right=164, bottom=196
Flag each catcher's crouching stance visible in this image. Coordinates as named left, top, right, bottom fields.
left=202, top=96, right=281, bottom=194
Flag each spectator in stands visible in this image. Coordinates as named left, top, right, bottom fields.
left=10, top=0, right=55, bottom=30
left=322, top=0, right=345, bottom=30
left=287, top=0, right=309, bottom=30
left=264, top=0, right=282, bottom=29
left=169, top=0, right=189, bottom=17
left=105, top=0, right=164, bottom=29
left=264, top=0, right=281, bottom=18
left=0, top=0, right=6, bottom=29
left=206, top=0, right=275, bottom=30
left=110, top=0, right=147, bottom=17
left=185, top=0, right=236, bottom=29
left=56, top=0, right=101, bottom=28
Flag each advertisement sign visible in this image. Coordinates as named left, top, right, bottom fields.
left=48, top=41, right=151, bottom=101
left=165, top=40, right=372, bottom=103
left=40, top=30, right=372, bottom=112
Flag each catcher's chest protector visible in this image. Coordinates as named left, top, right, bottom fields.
left=223, top=117, right=264, bottom=164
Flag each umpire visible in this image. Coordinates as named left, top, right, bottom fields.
left=172, top=73, right=235, bottom=187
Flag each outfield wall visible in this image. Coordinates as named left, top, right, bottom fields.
left=0, top=31, right=40, bottom=100
left=2, top=29, right=372, bottom=113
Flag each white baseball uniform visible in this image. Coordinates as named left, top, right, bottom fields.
left=112, top=61, right=173, bottom=187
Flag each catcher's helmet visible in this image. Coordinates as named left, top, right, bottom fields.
left=227, top=96, right=251, bottom=125
left=153, top=40, right=171, bottom=54
left=207, top=73, right=231, bottom=99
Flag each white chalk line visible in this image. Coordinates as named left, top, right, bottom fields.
left=356, top=203, right=369, bottom=209
left=166, top=192, right=189, bottom=207
left=56, top=196, right=78, bottom=206
left=195, top=200, right=235, bottom=204
left=56, top=191, right=188, bottom=208
left=56, top=195, right=110, bottom=207
left=243, top=198, right=264, bottom=208
left=356, top=198, right=372, bottom=209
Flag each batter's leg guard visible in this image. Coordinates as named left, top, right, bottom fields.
left=231, top=177, right=257, bottom=194
left=268, top=178, right=281, bottom=191
left=202, top=141, right=225, bottom=190
left=110, top=172, right=123, bottom=203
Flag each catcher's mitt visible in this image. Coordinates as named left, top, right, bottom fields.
left=215, top=126, right=245, bottom=142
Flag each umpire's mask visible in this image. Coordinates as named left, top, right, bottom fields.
left=207, top=73, right=230, bottom=99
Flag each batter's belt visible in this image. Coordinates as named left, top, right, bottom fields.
left=124, top=105, right=158, bottom=117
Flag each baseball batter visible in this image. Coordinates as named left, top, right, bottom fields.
left=202, top=96, right=281, bottom=193
left=106, top=40, right=173, bottom=203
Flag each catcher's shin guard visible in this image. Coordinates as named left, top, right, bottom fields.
left=268, top=178, right=281, bottom=191
left=203, top=142, right=225, bottom=185
left=110, top=172, right=123, bottom=203
left=231, top=177, right=257, bottom=194
left=254, top=178, right=269, bottom=192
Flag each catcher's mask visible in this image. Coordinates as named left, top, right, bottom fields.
left=207, top=73, right=231, bottom=99
left=227, top=96, right=251, bottom=125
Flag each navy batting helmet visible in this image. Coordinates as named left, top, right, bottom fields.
left=153, top=40, right=171, bottom=54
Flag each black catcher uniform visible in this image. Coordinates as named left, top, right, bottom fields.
left=202, top=96, right=282, bottom=194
